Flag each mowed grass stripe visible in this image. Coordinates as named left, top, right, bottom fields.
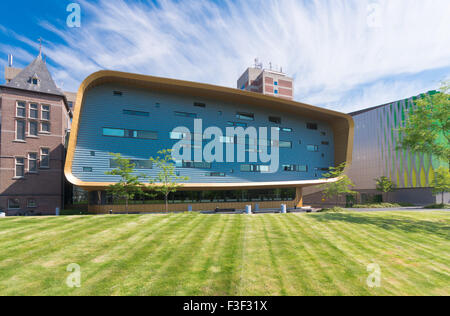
left=281, top=214, right=372, bottom=296
left=308, top=212, right=449, bottom=295
left=0, top=212, right=448, bottom=296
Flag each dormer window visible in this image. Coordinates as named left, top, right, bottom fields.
left=29, top=74, right=40, bottom=85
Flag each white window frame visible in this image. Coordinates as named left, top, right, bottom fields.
left=29, top=103, right=39, bottom=119
left=27, top=199, right=37, bottom=208
left=28, top=153, right=38, bottom=173
left=28, top=120, right=38, bottom=137
left=41, top=104, right=50, bottom=121
left=15, top=120, right=26, bottom=141
left=40, top=148, right=50, bottom=169
left=15, top=157, right=25, bottom=178
left=8, top=198, right=21, bottom=210
left=16, top=101, right=26, bottom=118
left=40, top=121, right=50, bottom=133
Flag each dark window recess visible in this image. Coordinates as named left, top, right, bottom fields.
left=123, top=110, right=150, bottom=117
left=113, top=91, right=123, bottom=96
left=206, top=172, right=226, bottom=177
left=180, top=161, right=211, bottom=169
left=175, top=111, right=197, bottom=118
left=236, top=112, right=255, bottom=121
left=321, top=141, right=329, bottom=145
left=307, top=145, right=319, bottom=152
left=83, top=167, right=93, bottom=172
left=269, top=116, right=281, bottom=124
left=299, top=140, right=302, bottom=144
left=103, top=127, right=158, bottom=140
left=282, top=164, right=308, bottom=172
left=90, top=151, right=96, bottom=156
left=194, top=102, right=206, bottom=108
left=321, top=131, right=326, bottom=136
left=315, top=167, right=330, bottom=172
left=307, top=123, right=318, bottom=130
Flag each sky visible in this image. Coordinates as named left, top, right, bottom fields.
left=1, top=0, right=449, bottom=113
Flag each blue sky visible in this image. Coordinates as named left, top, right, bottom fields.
left=1, top=0, right=449, bottom=113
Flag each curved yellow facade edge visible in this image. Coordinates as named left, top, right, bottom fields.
left=64, top=70, right=354, bottom=191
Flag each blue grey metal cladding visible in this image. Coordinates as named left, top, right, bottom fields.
left=72, top=83, right=334, bottom=183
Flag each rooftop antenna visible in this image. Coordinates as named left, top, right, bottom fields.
left=269, top=62, right=272, bottom=70
left=254, top=58, right=263, bottom=69
left=8, top=54, right=13, bottom=67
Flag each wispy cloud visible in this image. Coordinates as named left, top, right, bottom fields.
left=1, top=0, right=450, bottom=112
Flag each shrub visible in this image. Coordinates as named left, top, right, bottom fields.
left=423, top=204, right=450, bottom=209
left=317, top=207, right=346, bottom=213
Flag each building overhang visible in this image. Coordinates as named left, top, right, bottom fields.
left=65, top=70, right=354, bottom=191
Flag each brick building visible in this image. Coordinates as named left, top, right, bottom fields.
left=0, top=53, right=72, bottom=215
left=237, top=63, right=294, bottom=100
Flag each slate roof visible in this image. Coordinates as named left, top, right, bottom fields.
left=5, top=54, right=63, bottom=96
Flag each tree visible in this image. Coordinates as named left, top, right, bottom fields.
left=105, top=153, right=148, bottom=214
left=149, top=149, right=189, bottom=212
left=320, top=163, right=356, bottom=206
left=398, top=82, right=450, bottom=163
left=431, top=167, right=450, bottom=205
left=375, top=176, right=395, bottom=202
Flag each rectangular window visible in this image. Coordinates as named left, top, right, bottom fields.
left=236, top=112, right=254, bottom=121
left=274, top=90, right=278, bottom=94
left=227, top=121, right=248, bottom=128
left=41, top=122, right=50, bottom=133
left=181, top=161, right=211, bottom=169
left=205, top=172, right=226, bottom=177
left=110, top=159, right=153, bottom=169
left=113, top=91, right=123, bottom=96
left=16, top=120, right=25, bottom=140
left=307, top=145, right=319, bottom=152
left=40, top=148, right=50, bottom=168
left=307, top=123, right=318, bottom=130
left=15, top=157, right=25, bottom=178
left=321, top=141, right=330, bottom=145
left=8, top=198, right=20, bottom=210
left=27, top=199, right=37, bottom=208
left=269, top=116, right=281, bottom=124
left=29, top=103, right=38, bottom=119
left=282, top=128, right=293, bottom=132
left=29, top=121, right=38, bottom=136
left=175, top=111, right=197, bottom=118
left=83, top=167, right=93, bottom=172
left=194, top=102, right=206, bottom=108
left=28, top=153, right=37, bottom=173
left=16, top=101, right=26, bottom=117
left=102, top=128, right=157, bottom=140
left=279, top=141, right=292, bottom=148
left=320, top=131, right=327, bottom=136
left=41, top=105, right=50, bottom=120
left=240, top=164, right=270, bottom=173
left=123, top=109, right=149, bottom=117
left=283, top=164, right=308, bottom=172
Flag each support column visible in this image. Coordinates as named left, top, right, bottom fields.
left=295, top=187, right=303, bottom=208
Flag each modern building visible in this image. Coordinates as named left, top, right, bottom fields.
left=0, top=53, right=72, bottom=215
left=346, top=91, right=448, bottom=205
left=65, top=70, right=353, bottom=213
left=237, top=62, right=294, bottom=100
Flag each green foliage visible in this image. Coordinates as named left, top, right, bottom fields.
left=375, top=176, right=395, bottom=194
left=320, top=163, right=356, bottom=206
left=317, top=207, right=346, bottom=213
left=431, top=167, right=450, bottom=204
left=352, top=203, right=408, bottom=209
left=398, top=82, right=450, bottom=161
left=105, top=153, right=148, bottom=213
left=149, top=149, right=189, bottom=212
left=423, top=204, right=450, bottom=209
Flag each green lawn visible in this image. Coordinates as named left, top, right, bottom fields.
left=0, top=211, right=449, bottom=296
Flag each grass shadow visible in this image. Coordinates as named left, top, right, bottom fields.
left=310, top=213, right=450, bottom=240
